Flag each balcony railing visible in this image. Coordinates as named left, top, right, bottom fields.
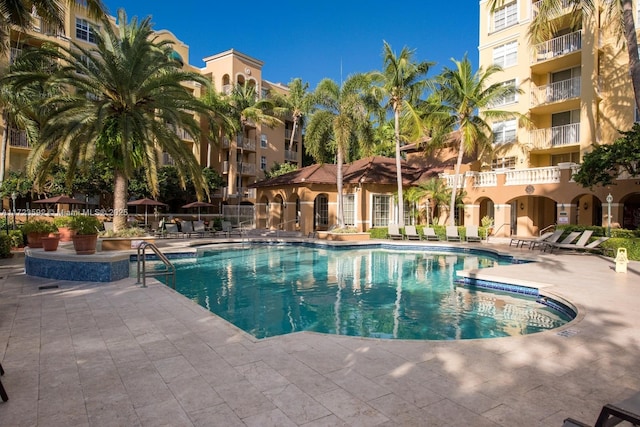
left=237, top=135, right=256, bottom=151
left=230, top=187, right=256, bottom=199
left=439, top=173, right=467, bottom=189
left=504, top=167, right=561, bottom=185
left=238, top=162, right=256, bottom=176
left=173, top=126, right=194, bottom=142
left=531, top=30, right=581, bottom=63
left=529, top=123, right=580, bottom=149
left=531, top=0, right=572, bottom=19
left=530, top=77, right=580, bottom=107
left=9, top=128, right=29, bottom=148
left=468, top=171, right=498, bottom=187
left=284, top=128, right=301, bottom=141
left=285, top=150, right=298, bottom=162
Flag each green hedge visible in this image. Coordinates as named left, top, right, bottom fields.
left=0, top=234, right=12, bottom=258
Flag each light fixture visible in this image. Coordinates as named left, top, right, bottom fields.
left=561, top=203, right=566, bottom=212
left=583, top=202, right=588, bottom=210
left=520, top=202, right=524, bottom=210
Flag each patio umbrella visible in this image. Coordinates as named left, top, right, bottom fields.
left=33, top=195, right=86, bottom=205
left=182, top=201, right=214, bottom=221
left=33, top=195, right=87, bottom=213
left=127, top=198, right=168, bottom=227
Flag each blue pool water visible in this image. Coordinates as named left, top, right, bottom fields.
left=158, top=244, right=572, bottom=340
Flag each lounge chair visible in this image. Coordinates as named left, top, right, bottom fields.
left=509, top=231, right=553, bottom=248
left=564, top=389, right=640, bottom=427
left=465, top=225, right=482, bottom=243
left=423, top=227, right=440, bottom=241
left=404, top=225, right=421, bottom=240
left=215, top=221, right=242, bottom=237
left=165, top=223, right=185, bottom=238
left=387, top=224, right=404, bottom=240
left=446, top=226, right=461, bottom=242
left=193, top=220, right=210, bottom=237
left=538, top=231, right=581, bottom=251
left=545, top=230, right=593, bottom=253
left=529, top=229, right=564, bottom=250
left=548, top=235, right=610, bottom=254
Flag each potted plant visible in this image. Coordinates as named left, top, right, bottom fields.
left=481, top=216, right=494, bottom=237
left=22, top=219, right=57, bottom=248
left=40, top=235, right=60, bottom=251
left=53, top=215, right=76, bottom=242
left=69, top=215, right=102, bottom=254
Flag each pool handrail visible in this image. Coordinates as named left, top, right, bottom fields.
left=136, top=242, right=176, bottom=289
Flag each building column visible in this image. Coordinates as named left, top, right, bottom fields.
left=464, top=204, right=480, bottom=226
left=493, top=204, right=512, bottom=237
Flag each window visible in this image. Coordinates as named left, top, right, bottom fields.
left=493, top=79, right=517, bottom=106
left=260, top=156, right=267, bottom=170
left=372, top=195, right=391, bottom=227
left=342, top=194, right=355, bottom=226
left=492, top=119, right=517, bottom=144
left=75, top=18, right=97, bottom=43
left=493, top=2, right=517, bottom=32
left=493, top=41, right=518, bottom=68
left=551, top=152, right=579, bottom=165
left=260, top=134, right=268, bottom=148
left=315, top=195, right=329, bottom=227
left=491, top=156, right=517, bottom=170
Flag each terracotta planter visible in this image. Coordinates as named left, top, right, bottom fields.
left=41, top=236, right=60, bottom=252
left=101, top=237, right=156, bottom=251
left=56, top=226, right=76, bottom=242
left=72, top=234, right=98, bottom=255
left=27, top=232, right=50, bottom=248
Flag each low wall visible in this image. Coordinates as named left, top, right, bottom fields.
left=25, top=247, right=130, bottom=282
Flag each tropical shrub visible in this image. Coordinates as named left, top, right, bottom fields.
left=22, top=219, right=57, bottom=235
left=0, top=234, right=12, bottom=258
left=68, top=215, right=102, bottom=235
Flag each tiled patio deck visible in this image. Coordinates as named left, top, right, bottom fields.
left=1, top=241, right=639, bottom=426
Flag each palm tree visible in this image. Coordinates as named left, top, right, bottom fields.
left=305, top=74, right=376, bottom=228
left=0, top=0, right=107, bottom=55
left=416, top=178, right=451, bottom=225
left=370, top=41, right=433, bottom=227
left=3, top=9, right=215, bottom=231
left=427, top=55, right=521, bottom=226
left=272, top=78, right=314, bottom=152
left=222, top=81, right=284, bottom=200
left=488, top=0, right=640, bottom=111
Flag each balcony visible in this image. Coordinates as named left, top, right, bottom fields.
left=162, top=152, right=175, bottom=166
left=172, top=125, right=194, bottom=142
left=230, top=187, right=256, bottom=199
left=531, top=0, right=572, bottom=19
left=284, top=128, right=301, bottom=141
left=530, top=77, right=580, bottom=107
left=529, top=123, right=580, bottom=150
left=504, top=166, right=561, bottom=185
left=531, top=31, right=581, bottom=64
left=285, top=150, right=298, bottom=162
left=9, top=128, right=29, bottom=148
left=237, top=162, right=256, bottom=176
left=237, top=135, right=256, bottom=151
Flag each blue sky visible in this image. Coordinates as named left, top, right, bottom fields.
left=103, top=1, right=479, bottom=89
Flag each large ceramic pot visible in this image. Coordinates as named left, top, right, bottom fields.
left=26, top=232, right=49, bottom=248
left=41, top=236, right=60, bottom=252
left=71, top=234, right=98, bottom=255
left=56, top=226, right=76, bottom=242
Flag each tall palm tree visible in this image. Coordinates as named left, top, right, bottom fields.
left=488, top=0, right=640, bottom=111
left=427, top=55, right=521, bottom=226
left=416, top=178, right=451, bottom=226
left=370, top=41, right=432, bottom=227
left=272, top=78, right=314, bottom=152
left=0, top=0, right=107, bottom=54
left=305, top=74, right=376, bottom=228
left=3, top=9, right=215, bottom=231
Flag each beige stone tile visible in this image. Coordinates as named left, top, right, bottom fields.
left=166, top=374, right=224, bottom=413
left=213, top=378, right=276, bottom=419
left=263, top=383, right=331, bottom=424
left=235, top=360, right=290, bottom=392
left=190, top=403, right=245, bottom=427
left=135, top=398, right=192, bottom=427
left=325, top=367, right=390, bottom=401
left=242, top=407, right=298, bottom=427
left=315, top=388, right=389, bottom=426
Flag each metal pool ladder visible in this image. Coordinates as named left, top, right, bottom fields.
left=136, top=242, right=176, bottom=288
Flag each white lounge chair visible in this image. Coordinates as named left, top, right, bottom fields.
left=387, top=224, right=404, bottom=240
left=465, top=225, right=482, bottom=243
left=529, top=229, right=564, bottom=250
left=446, top=226, right=461, bottom=242
left=546, top=231, right=603, bottom=253
left=423, top=227, right=440, bottom=241
left=541, top=231, right=581, bottom=251
left=404, top=225, right=421, bottom=240
left=509, top=231, right=553, bottom=248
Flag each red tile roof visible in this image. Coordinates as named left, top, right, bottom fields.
left=251, top=156, right=439, bottom=188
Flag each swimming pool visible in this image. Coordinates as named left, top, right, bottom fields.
left=155, top=244, right=572, bottom=340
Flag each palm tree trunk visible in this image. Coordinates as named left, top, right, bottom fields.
left=449, top=140, right=465, bottom=227
left=0, top=112, right=8, bottom=186
left=394, top=109, right=404, bottom=227
left=336, top=149, right=344, bottom=228
left=622, top=0, right=640, bottom=111
left=113, top=170, right=128, bottom=232
left=287, top=116, right=298, bottom=152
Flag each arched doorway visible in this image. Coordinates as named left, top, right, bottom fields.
left=314, top=194, right=329, bottom=231
left=621, top=192, right=640, bottom=229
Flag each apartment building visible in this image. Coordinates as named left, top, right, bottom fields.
left=1, top=7, right=300, bottom=217
left=199, top=49, right=302, bottom=216
left=440, top=0, right=640, bottom=236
